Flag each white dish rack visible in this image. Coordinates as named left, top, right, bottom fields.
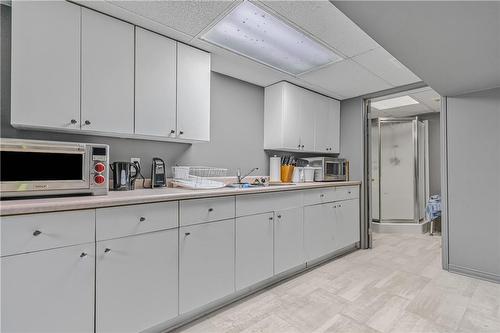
left=171, top=166, right=228, bottom=190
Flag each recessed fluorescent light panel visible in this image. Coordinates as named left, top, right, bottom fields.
left=371, top=96, right=419, bottom=110
left=201, top=1, right=342, bottom=75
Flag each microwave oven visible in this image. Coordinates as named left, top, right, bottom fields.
left=305, top=157, right=349, bottom=182
left=0, top=139, right=109, bottom=198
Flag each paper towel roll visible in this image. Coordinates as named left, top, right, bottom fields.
left=269, top=156, right=281, bottom=182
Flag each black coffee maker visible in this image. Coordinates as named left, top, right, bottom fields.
left=110, top=162, right=139, bottom=191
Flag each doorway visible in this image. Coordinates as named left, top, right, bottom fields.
left=364, top=87, right=441, bottom=247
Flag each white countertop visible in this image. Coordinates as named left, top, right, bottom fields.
left=0, top=181, right=361, bottom=216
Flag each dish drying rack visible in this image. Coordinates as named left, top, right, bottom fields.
left=171, top=166, right=228, bottom=189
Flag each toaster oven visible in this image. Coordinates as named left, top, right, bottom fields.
left=0, top=139, right=109, bottom=198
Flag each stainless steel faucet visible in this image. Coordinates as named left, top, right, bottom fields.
left=237, top=167, right=259, bottom=184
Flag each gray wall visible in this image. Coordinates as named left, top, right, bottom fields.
left=0, top=5, right=268, bottom=178
left=446, top=87, right=500, bottom=281
left=419, top=113, right=441, bottom=196
left=339, top=97, right=364, bottom=181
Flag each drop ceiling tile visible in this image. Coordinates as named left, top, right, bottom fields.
left=107, top=0, right=237, bottom=36
left=259, top=0, right=380, bottom=57
left=353, top=48, right=421, bottom=87
left=410, top=89, right=441, bottom=112
left=300, top=60, right=392, bottom=98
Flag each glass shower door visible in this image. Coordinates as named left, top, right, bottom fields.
left=379, top=120, right=416, bottom=221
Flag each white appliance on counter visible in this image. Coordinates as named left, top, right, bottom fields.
left=0, top=139, right=109, bottom=198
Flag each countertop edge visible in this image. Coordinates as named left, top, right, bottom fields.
left=0, top=181, right=362, bottom=216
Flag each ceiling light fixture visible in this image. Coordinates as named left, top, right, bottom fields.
left=201, top=1, right=343, bottom=75
left=371, top=96, right=419, bottom=110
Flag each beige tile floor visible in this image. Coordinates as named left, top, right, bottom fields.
left=175, top=233, right=500, bottom=333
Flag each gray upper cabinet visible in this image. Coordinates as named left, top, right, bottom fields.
left=135, top=27, right=177, bottom=138
left=314, top=96, right=341, bottom=153
left=177, top=43, right=211, bottom=142
left=10, top=2, right=210, bottom=142
left=11, top=1, right=81, bottom=130
left=81, top=9, right=134, bottom=134
left=264, top=82, right=340, bottom=153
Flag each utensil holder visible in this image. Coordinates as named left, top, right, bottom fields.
left=280, top=165, right=294, bottom=183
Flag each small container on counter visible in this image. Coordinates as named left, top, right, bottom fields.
left=280, top=165, right=294, bottom=183
left=303, top=166, right=317, bottom=182
left=292, top=167, right=304, bottom=183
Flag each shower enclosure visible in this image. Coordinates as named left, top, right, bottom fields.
left=371, top=117, right=429, bottom=224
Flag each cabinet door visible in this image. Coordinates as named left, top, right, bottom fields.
left=11, top=1, right=81, bottom=130
left=1, top=244, right=94, bottom=333
left=81, top=9, right=134, bottom=134
left=299, top=89, right=316, bottom=152
left=177, top=43, right=211, bottom=141
left=274, top=207, right=305, bottom=274
left=326, top=98, right=341, bottom=153
left=235, top=213, right=274, bottom=290
left=179, top=219, right=234, bottom=314
left=334, top=199, right=360, bottom=250
left=96, top=230, right=178, bottom=333
left=282, top=85, right=303, bottom=150
left=304, top=203, right=335, bottom=261
left=135, top=28, right=177, bottom=137
left=314, top=96, right=340, bottom=153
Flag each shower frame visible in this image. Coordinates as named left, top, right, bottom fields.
left=372, top=117, right=427, bottom=224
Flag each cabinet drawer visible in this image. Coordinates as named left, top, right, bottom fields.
left=236, top=191, right=302, bottom=217
left=1, top=210, right=95, bottom=257
left=96, top=202, right=178, bottom=241
left=302, top=188, right=337, bottom=206
left=334, top=186, right=359, bottom=201
left=180, top=197, right=235, bottom=226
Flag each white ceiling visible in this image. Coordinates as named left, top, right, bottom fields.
left=333, top=1, right=500, bottom=97
left=80, top=0, right=423, bottom=100
left=370, top=87, right=441, bottom=118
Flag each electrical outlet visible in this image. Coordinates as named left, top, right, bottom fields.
left=131, top=157, right=141, bottom=166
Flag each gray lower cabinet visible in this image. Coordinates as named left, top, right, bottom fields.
left=235, top=213, right=274, bottom=290
left=179, top=219, right=235, bottom=314
left=304, top=203, right=335, bottom=261
left=96, top=230, right=178, bottom=333
left=274, top=207, right=305, bottom=274
left=334, top=199, right=360, bottom=250
left=1, top=244, right=95, bottom=333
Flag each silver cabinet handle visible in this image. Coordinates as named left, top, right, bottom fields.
left=139, top=217, right=146, bottom=222
left=320, top=194, right=325, bottom=198
left=179, top=130, right=184, bottom=135
left=33, top=230, right=42, bottom=236
left=80, top=252, right=88, bottom=258
left=70, top=119, right=77, bottom=124
left=297, top=144, right=301, bottom=148
left=268, top=216, right=273, bottom=221
left=277, top=214, right=282, bottom=219
left=84, top=120, right=91, bottom=125
left=104, top=248, right=111, bottom=253
left=208, top=208, right=214, bottom=212
left=184, top=232, right=191, bottom=236
left=170, top=129, right=175, bottom=134
left=301, top=145, right=305, bottom=149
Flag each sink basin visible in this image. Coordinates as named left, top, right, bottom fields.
left=226, top=183, right=261, bottom=189
left=226, top=182, right=296, bottom=188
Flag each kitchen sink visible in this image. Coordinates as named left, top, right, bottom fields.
left=226, top=182, right=296, bottom=188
